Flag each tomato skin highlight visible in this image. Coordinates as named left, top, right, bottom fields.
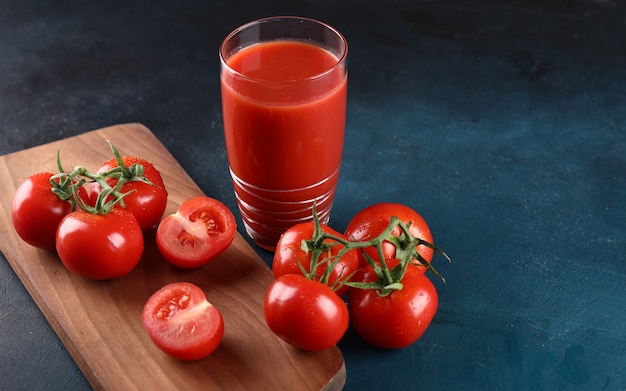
left=344, top=202, right=434, bottom=271
left=90, top=156, right=168, bottom=231
left=272, top=222, right=359, bottom=296
left=142, top=282, right=224, bottom=361
left=55, top=208, right=144, bottom=280
left=11, top=172, right=77, bottom=250
left=348, top=261, right=438, bottom=349
left=156, top=197, right=236, bottom=269
left=264, top=274, right=349, bottom=351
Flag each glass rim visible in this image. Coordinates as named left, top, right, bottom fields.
left=219, top=16, right=348, bottom=84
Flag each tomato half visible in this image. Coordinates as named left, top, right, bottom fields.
left=56, top=208, right=144, bottom=279
left=264, top=274, right=349, bottom=351
left=344, top=203, right=434, bottom=271
left=156, top=197, right=236, bottom=268
left=90, top=156, right=168, bottom=231
left=272, top=222, right=359, bottom=296
left=142, top=282, right=224, bottom=360
left=11, top=172, right=85, bottom=250
left=348, top=260, right=438, bottom=349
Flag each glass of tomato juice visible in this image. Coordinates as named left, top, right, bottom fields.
left=219, top=16, right=348, bottom=250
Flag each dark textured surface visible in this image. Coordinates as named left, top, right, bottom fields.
left=1, top=1, right=625, bottom=390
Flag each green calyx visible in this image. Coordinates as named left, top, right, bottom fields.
left=301, top=204, right=451, bottom=297
left=49, top=140, right=156, bottom=215
left=298, top=208, right=359, bottom=291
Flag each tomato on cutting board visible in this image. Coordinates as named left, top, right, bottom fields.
left=142, top=282, right=224, bottom=360
left=55, top=208, right=144, bottom=280
left=11, top=172, right=86, bottom=250
left=90, top=155, right=168, bottom=231
left=156, top=196, right=236, bottom=268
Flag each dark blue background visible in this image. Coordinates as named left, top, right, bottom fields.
left=1, top=0, right=625, bottom=390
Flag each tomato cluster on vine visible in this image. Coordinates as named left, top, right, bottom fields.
left=11, top=143, right=167, bottom=279
left=264, top=202, right=450, bottom=351
left=11, top=142, right=237, bottom=281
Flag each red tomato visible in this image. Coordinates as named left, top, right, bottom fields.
left=264, top=274, right=349, bottom=351
left=142, top=282, right=224, bottom=360
left=344, top=203, right=434, bottom=271
left=348, top=260, right=438, bottom=349
left=56, top=208, right=144, bottom=279
left=90, top=156, right=168, bottom=231
left=272, top=222, right=359, bottom=296
left=156, top=197, right=236, bottom=268
left=11, top=172, right=85, bottom=250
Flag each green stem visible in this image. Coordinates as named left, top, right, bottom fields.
left=48, top=142, right=155, bottom=215
left=304, top=207, right=449, bottom=294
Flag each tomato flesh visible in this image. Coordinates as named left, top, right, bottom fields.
left=264, top=274, right=349, bottom=351
left=156, top=197, right=236, bottom=268
left=345, top=202, right=434, bottom=271
left=142, top=282, right=224, bottom=360
left=56, top=208, right=144, bottom=280
left=272, top=222, right=359, bottom=296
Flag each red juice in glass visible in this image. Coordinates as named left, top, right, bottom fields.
left=219, top=17, right=348, bottom=250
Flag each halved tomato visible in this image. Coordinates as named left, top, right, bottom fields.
left=156, top=197, right=236, bottom=268
left=142, top=282, right=224, bottom=360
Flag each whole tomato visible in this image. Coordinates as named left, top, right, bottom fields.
left=348, top=259, right=438, bottom=349
left=272, top=222, right=359, bottom=296
left=264, top=274, right=349, bottom=351
left=345, top=203, right=434, bottom=271
left=142, top=282, right=224, bottom=361
left=90, top=156, right=167, bottom=231
left=11, top=172, right=85, bottom=250
left=56, top=208, right=144, bottom=279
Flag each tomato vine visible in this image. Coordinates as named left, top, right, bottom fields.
left=300, top=205, right=451, bottom=296
left=50, top=141, right=159, bottom=214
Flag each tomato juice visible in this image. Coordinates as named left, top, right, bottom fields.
left=221, top=37, right=347, bottom=249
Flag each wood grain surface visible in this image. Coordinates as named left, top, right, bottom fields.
left=0, top=123, right=345, bottom=391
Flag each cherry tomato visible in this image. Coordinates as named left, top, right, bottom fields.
left=264, top=274, right=349, bottom=351
left=344, top=203, right=434, bottom=271
left=11, top=172, right=85, bottom=250
left=142, top=282, right=224, bottom=361
left=348, top=259, right=438, bottom=349
left=272, top=222, right=359, bottom=296
left=90, top=156, right=168, bottom=231
left=56, top=208, right=144, bottom=279
left=156, top=197, right=236, bottom=269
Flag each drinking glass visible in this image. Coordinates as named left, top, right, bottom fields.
left=219, top=16, right=348, bottom=250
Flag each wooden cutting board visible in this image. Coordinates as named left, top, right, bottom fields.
left=0, top=123, right=345, bottom=391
